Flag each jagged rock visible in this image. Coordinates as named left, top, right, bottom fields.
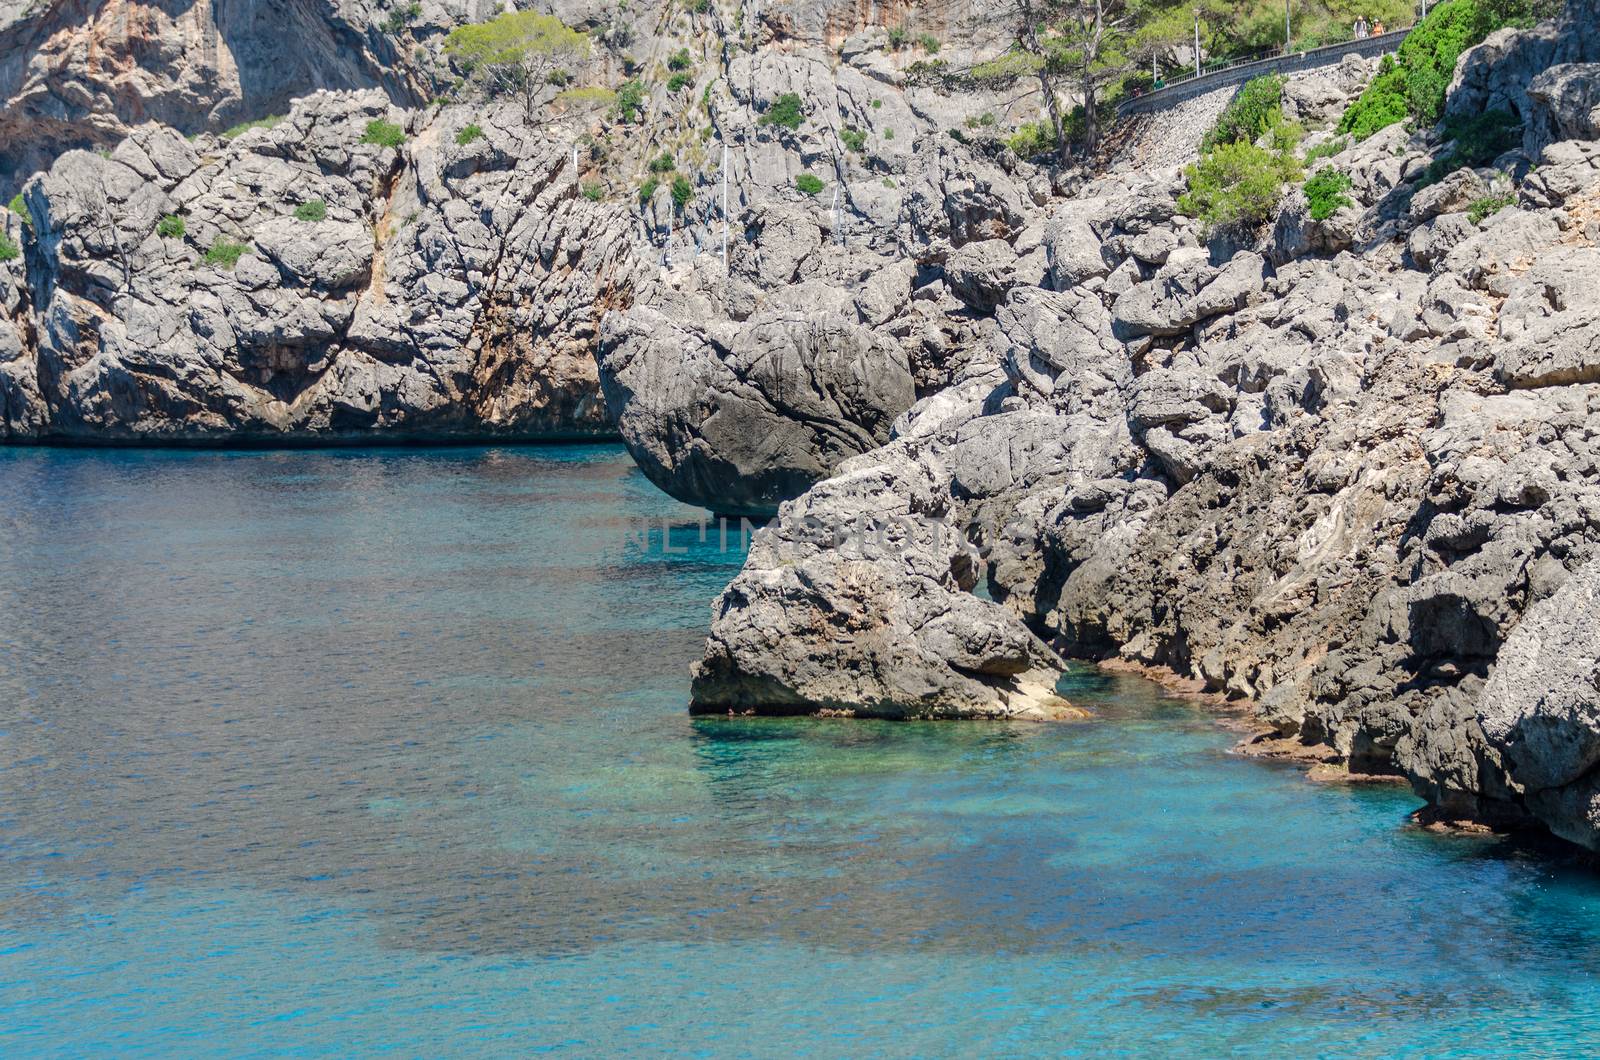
left=597, top=305, right=915, bottom=517
left=1478, top=558, right=1600, bottom=849
left=1283, top=54, right=1374, bottom=125
left=1529, top=64, right=1600, bottom=145
left=1446, top=0, right=1600, bottom=158
left=1407, top=169, right=1489, bottom=225
left=7, top=90, right=639, bottom=441
left=1111, top=250, right=1267, bottom=339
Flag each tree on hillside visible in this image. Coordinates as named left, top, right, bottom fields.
left=445, top=12, right=591, bottom=122
left=975, top=0, right=1168, bottom=164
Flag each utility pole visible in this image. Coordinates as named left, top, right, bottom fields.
left=1193, top=9, right=1201, bottom=78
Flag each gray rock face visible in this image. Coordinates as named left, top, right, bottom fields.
left=689, top=0, right=1600, bottom=852
left=597, top=306, right=914, bottom=517
left=1478, top=559, right=1600, bottom=848
left=1446, top=0, right=1600, bottom=157
left=0, top=0, right=435, bottom=188
left=2, top=90, right=641, bottom=442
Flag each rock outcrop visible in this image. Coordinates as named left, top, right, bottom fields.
left=598, top=306, right=914, bottom=517
left=693, top=0, right=1600, bottom=854
left=2, top=90, right=639, bottom=442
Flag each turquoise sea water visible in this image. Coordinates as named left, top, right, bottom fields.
left=2, top=445, right=1600, bottom=1057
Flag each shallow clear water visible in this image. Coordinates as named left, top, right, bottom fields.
left=2, top=445, right=1599, bottom=1057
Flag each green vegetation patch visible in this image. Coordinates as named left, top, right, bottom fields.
left=221, top=115, right=285, bottom=140
left=1303, top=168, right=1353, bottom=221
left=1180, top=139, right=1303, bottom=232
left=617, top=80, right=647, bottom=123
left=204, top=237, right=251, bottom=269
left=671, top=175, right=693, bottom=209
left=795, top=173, right=825, bottom=196
left=581, top=181, right=605, bottom=202
left=294, top=199, right=328, bottom=222
left=8, top=192, right=32, bottom=228
left=759, top=93, right=806, bottom=131
left=1203, top=75, right=1285, bottom=153
left=1468, top=192, right=1517, bottom=224
left=456, top=123, right=484, bottom=145
left=840, top=127, right=867, bottom=153
left=0, top=232, right=18, bottom=263
left=361, top=119, right=406, bottom=148
left=156, top=214, right=186, bottom=238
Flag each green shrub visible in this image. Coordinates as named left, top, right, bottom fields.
left=1179, top=139, right=1303, bottom=232
left=294, top=199, right=328, bottom=222
left=221, top=115, right=285, bottom=140
left=638, top=176, right=660, bottom=202
left=1303, top=168, right=1353, bottom=220
left=617, top=80, right=647, bottom=123
left=649, top=152, right=676, bottom=173
left=671, top=175, right=693, bottom=209
left=668, top=71, right=693, bottom=92
left=667, top=47, right=693, bottom=71
left=361, top=119, right=406, bottom=148
left=156, top=214, right=185, bottom=238
left=916, top=33, right=941, bottom=53
left=455, top=123, right=484, bottom=145
left=883, top=128, right=895, bottom=140
left=1203, top=75, right=1286, bottom=152
left=759, top=93, right=805, bottom=130
left=0, top=232, right=18, bottom=263
left=204, top=237, right=250, bottom=269
left=1467, top=192, right=1516, bottom=224
left=581, top=181, right=605, bottom=201
left=1339, top=0, right=1550, bottom=141
left=840, top=126, right=867, bottom=153
left=795, top=173, right=825, bottom=195
left=6, top=192, right=29, bottom=228
left=1007, top=121, right=1054, bottom=159
left=887, top=25, right=908, bottom=49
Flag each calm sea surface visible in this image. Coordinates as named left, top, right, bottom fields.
left=1, top=445, right=1599, bottom=1057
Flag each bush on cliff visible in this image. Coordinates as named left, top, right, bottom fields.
left=1303, top=167, right=1354, bottom=220
left=1181, top=140, right=1303, bottom=231
left=1338, top=0, right=1557, bottom=140
left=1203, top=75, right=1286, bottom=153
left=0, top=232, right=18, bottom=263
left=760, top=93, right=806, bottom=131
left=204, top=238, right=250, bottom=269
left=1184, top=76, right=1302, bottom=234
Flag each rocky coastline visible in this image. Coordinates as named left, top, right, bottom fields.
left=5, top=0, right=1600, bottom=855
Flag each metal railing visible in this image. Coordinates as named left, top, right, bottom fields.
left=1117, top=27, right=1411, bottom=117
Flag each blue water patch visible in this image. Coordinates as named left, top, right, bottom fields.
left=1, top=445, right=1598, bottom=1056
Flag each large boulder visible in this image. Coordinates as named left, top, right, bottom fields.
left=597, top=306, right=915, bottom=517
